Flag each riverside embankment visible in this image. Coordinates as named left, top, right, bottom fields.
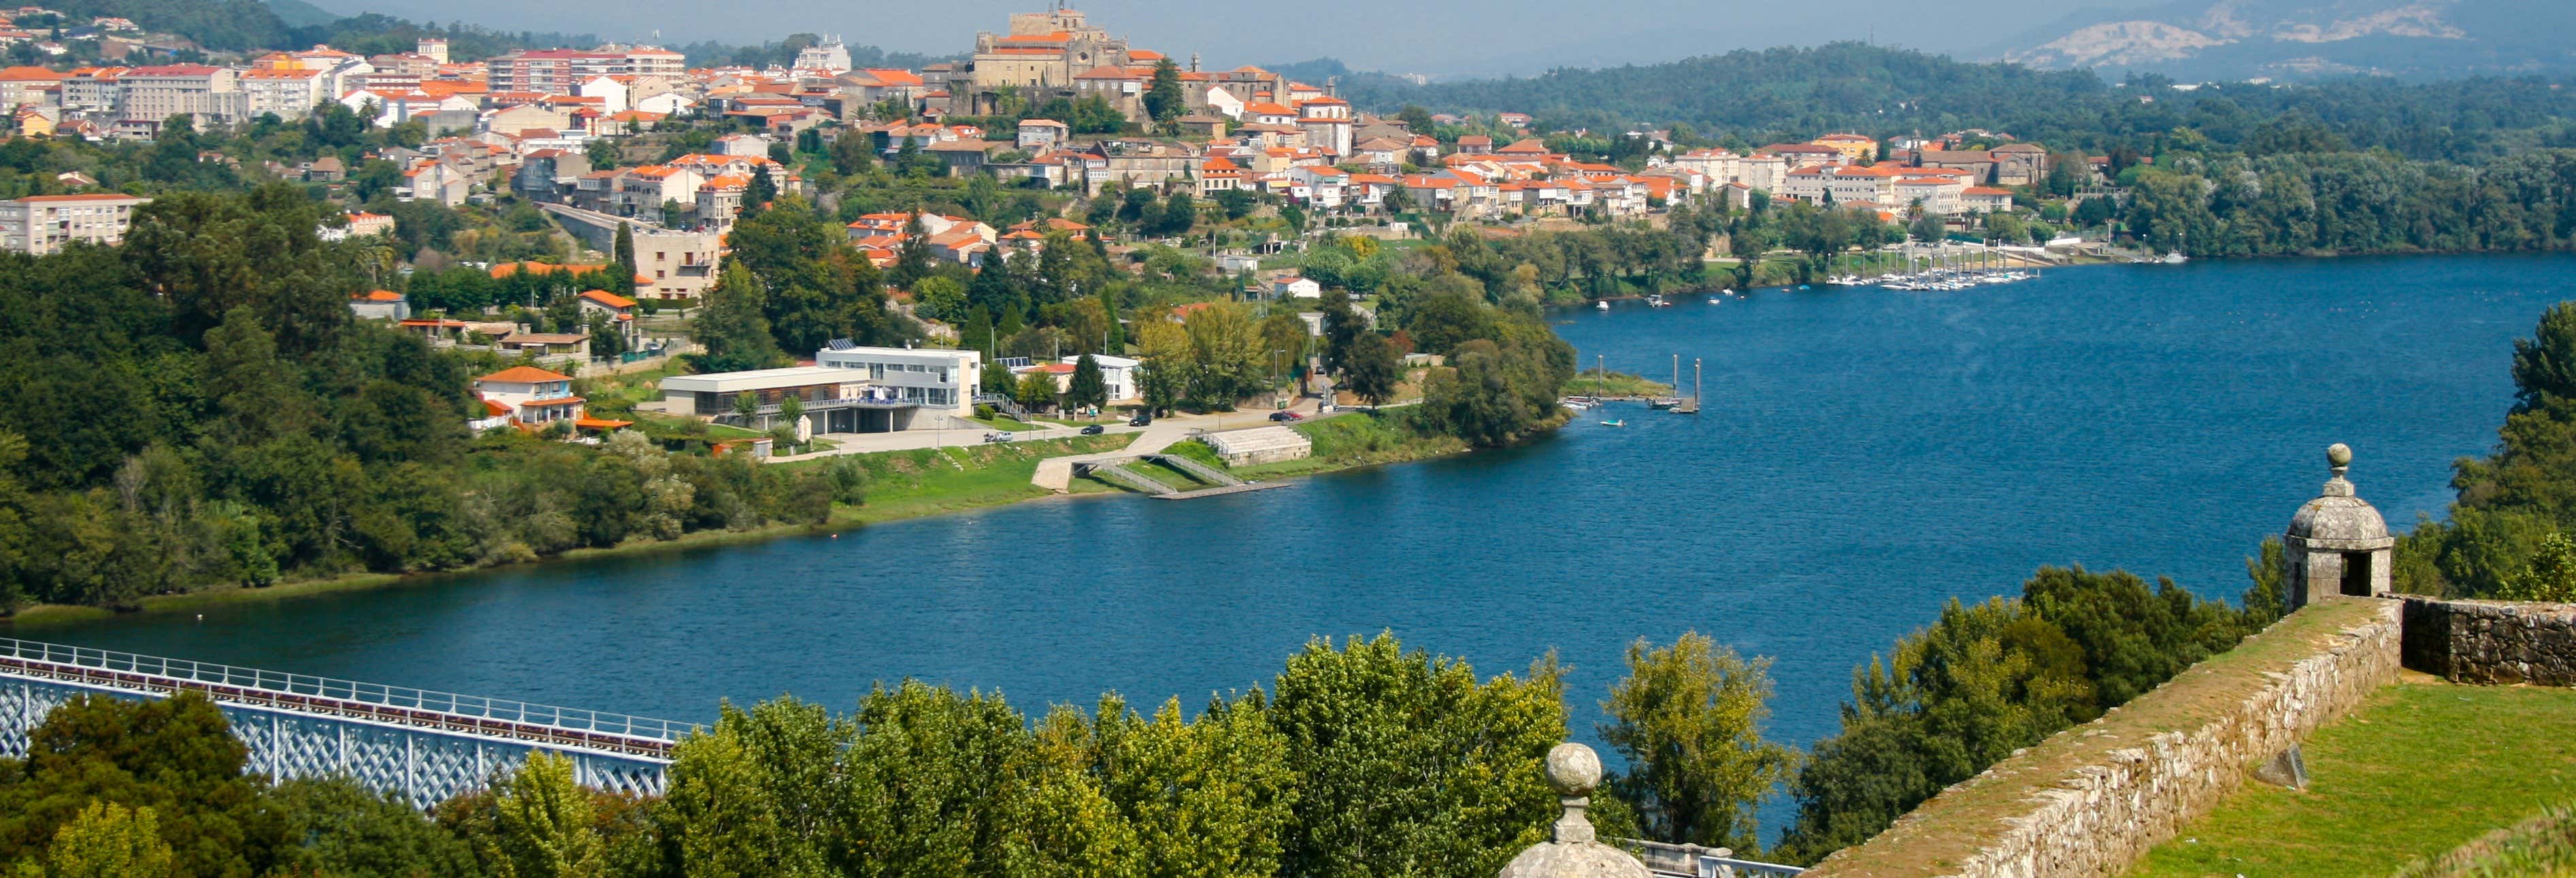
left=15, top=254, right=2569, bottom=762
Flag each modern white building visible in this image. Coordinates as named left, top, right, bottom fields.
left=813, top=342, right=982, bottom=419
left=660, top=365, right=919, bottom=435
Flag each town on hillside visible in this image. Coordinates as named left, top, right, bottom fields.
left=0, top=5, right=2115, bottom=451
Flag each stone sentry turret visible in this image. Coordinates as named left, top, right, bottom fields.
left=2283, top=442, right=2394, bottom=611
left=1496, top=743, right=1651, bottom=878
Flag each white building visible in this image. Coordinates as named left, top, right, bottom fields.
left=793, top=37, right=853, bottom=74
left=812, top=342, right=984, bottom=419
left=116, top=65, right=242, bottom=135
left=1063, top=354, right=1138, bottom=402
left=0, top=193, right=150, bottom=255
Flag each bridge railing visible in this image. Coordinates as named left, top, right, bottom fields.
left=0, top=638, right=686, bottom=755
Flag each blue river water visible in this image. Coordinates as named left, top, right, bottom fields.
left=22, top=253, right=2571, bottom=764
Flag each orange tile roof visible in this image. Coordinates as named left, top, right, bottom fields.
left=479, top=365, right=573, bottom=383
left=578, top=289, right=637, bottom=308
left=489, top=261, right=606, bottom=278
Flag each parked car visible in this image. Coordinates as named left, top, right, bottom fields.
left=1269, top=411, right=1303, bottom=422
left=1129, top=413, right=1153, bottom=427
left=1080, top=425, right=1105, bottom=435
left=983, top=432, right=1012, bottom=443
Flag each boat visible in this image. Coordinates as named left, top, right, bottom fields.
left=1599, top=419, right=1625, bottom=427
left=1707, top=297, right=1721, bottom=305
left=2161, top=252, right=2189, bottom=265
left=1645, top=293, right=1670, bottom=308
left=1595, top=300, right=1611, bottom=310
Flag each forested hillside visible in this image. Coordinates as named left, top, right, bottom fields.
left=1319, top=43, right=2576, bottom=163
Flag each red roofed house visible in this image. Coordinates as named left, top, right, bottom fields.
left=474, top=365, right=590, bottom=429
left=577, top=289, right=642, bottom=345
left=348, top=289, right=408, bottom=322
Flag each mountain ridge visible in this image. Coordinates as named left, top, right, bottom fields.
left=1987, top=0, right=2576, bottom=80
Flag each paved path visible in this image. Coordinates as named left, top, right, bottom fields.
left=1031, top=418, right=1195, bottom=492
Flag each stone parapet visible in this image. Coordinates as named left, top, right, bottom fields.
left=2400, top=596, right=2576, bottom=685
left=1805, top=599, right=2401, bottom=878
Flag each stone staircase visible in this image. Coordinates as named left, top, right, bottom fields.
left=1077, top=460, right=1173, bottom=495
left=1149, top=453, right=1244, bottom=487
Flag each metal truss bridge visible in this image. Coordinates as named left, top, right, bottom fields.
left=0, top=637, right=681, bottom=808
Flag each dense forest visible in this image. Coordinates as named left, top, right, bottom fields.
left=0, top=185, right=864, bottom=611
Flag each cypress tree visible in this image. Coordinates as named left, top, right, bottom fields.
left=612, top=222, right=637, bottom=295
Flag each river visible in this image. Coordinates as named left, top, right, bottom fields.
left=23, top=253, right=2569, bottom=757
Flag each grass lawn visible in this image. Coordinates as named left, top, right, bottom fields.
left=2132, top=679, right=2576, bottom=877
left=1562, top=370, right=1674, bottom=398
left=1228, top=410, right=1470, bottom=480
left=814, top=434, right=1130, bottom=523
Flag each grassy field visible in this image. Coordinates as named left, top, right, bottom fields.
left=1562, top=370, right=1675, bottom=398
left=1228, top=410, right=1471, bottom=480
left=2132, top=679, right=2576, bottom=877
left=808, top=434, right=1130, bottom=523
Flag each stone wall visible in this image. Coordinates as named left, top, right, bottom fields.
left=2402, top=596, right=2576, bottom=685
left=1804, top=598, right=2402, bottom=878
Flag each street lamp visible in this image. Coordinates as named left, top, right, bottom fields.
left=1269, top=348, right=1285, bottom=408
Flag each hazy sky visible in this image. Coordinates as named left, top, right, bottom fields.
left=316, top=0, right=2158, bottom=76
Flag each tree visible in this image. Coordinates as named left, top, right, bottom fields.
left=1398, top=105, right=1436, bottom=135
left=1319, top=291, right=1366, bottom=375
left=742, top=172, right=778, bottom=219
left=691, top=261, right=786, bottom=373
left=778, top=396, right=805, bottom=444
left=1014, top=370, right=1059, bottom=411
left=656, top=698, right=843, bottom=877
left=1144, top=58, right=1185, bottom=123
left=1181, top=303, right=1263, bottom=408
left=2512, top=302, right=2576, bottom=412
left=1600, top=633, right=1798, bottom=853
left=829, top=129, right=876, bottom=175
left=1066, top=354, right=1108, bottom=412
left=0, top=692, right=286, bottom=876
left=475, top=752, right=605, bottom=878
left=979, top=361, right=1016, bottom=401
left=1342, top=333, right=1403, bottom=408
left=586, top=137, right=621, bottom=171
left=39, top=801, right=174, bottom=878
left=2501, top=531, right=2576, bottom=602
left=1269, top=633, right=1565, bottom=877
left=612, top=222, right=637, bottom=295
left=268, top=777, right=478, bottom=877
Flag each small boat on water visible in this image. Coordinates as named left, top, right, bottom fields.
left=1707, top=297, right=1721, bottom=305
left=1595, top=300, right=1611, bottom=310
left=1599, top=419, right=1625, bottom=427
left=1646, top=293, right=1670, bottom=307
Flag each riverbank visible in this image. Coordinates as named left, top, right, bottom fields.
left=2, top=419, right=1509, bottom=630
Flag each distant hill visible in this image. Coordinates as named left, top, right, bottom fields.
left=262, top=0, right=340, bottom=29
left=1277, top=42, right=2576, bottom=163
left=1988, top=0, right=2576, bottom=80
left=45, top=0, right=293, bottom=50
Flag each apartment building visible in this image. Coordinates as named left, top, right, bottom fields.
left=117, top=65, right=242, bottom=135
left=0, top=193, right=150, bottom=255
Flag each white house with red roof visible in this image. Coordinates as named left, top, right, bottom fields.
left=474, top=365, right=592, bottom=429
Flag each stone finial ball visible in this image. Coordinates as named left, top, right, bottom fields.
left=1545, top=743, right=1602, bottom=796
left=2327, top=443, right=2353, bottom=468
